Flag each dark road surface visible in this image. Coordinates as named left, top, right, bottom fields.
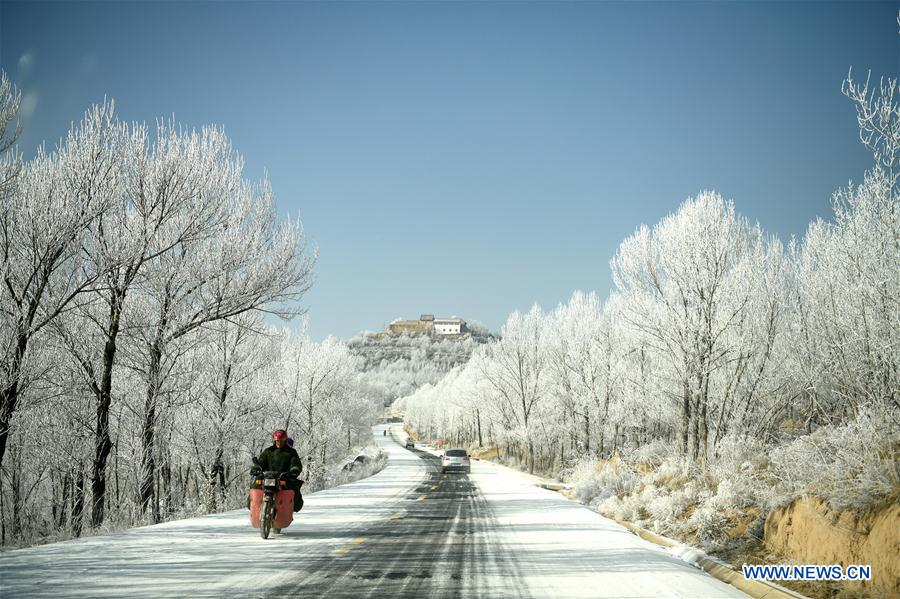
left=272, top=448, right=529, bottom=599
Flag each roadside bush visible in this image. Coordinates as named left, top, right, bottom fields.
left=681, top=480, right=702, bottom=505
left=318, top=445, right=388, bottom=491
left=709, top=478, right=744, bottom=510
left=650, top=457, right=692, bottom=491
left=599, top=492, right=648, bottom=523
left=768, top=408, right=899, bottom=511
left=598, top=495, right=626, bottom=520
left=627, top=439, right=672, bottom=468
left=647, top=490, right=689, bottom=523
left=713, top=434, right=768, bottom=475
left=689, top=504, right=729, bottom=546
left=567, top=454, right=640, bottom=505
left=709, top=434, right=768, bottom=508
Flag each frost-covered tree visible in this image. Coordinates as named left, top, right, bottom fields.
left=843, top=68, right=899, bottom=197
left=0, top=90, right=384, bottom=544
left=610, top=192, right=784, bottom=463
left=714, top=240, right=789, bottom=443
left=54, top=113, right=243, bottom=526
left=131, top=174, right=315, bottom=520
left=1, top=104, right=123, bottom=469
left=172, top=314, right=276, bottom=511
left=793, top=164, right=899, bottom=421
left=274, top=333, right=368, bottom=487
left=546, top=292, right=626, bottom=454
left=0, top=71, right=21, bottom=198
left=479, top=305, right=551, bottom=473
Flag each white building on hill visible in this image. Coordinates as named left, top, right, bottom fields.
left=386, top=315, right=466, bottom=336
left=434, top=318, right=463, bottom=335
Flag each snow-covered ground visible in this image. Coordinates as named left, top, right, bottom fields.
left=432, top=438, right=748, bottom=598
left=0, top=428, right=426, bottom=598
left=0, top=425, right=748, bottom=598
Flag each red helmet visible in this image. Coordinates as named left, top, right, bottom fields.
left=273, top=429, right=287, bottom=441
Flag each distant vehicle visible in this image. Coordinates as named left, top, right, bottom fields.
left=441, top=448, right=471, bottom=474
left=404, top=437, right=414, bottom=449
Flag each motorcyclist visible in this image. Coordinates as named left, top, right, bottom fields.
left=257, top=429, right=303, bottom=511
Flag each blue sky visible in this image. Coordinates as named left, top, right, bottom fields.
left=2, top=1, right=897, bottom=339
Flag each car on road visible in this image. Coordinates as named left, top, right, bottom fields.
left=441, top=448, right=471, bottom=473
left=404, top=437, right=414, bottom=449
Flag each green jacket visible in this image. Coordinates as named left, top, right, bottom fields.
left=257, top=444, right=303, bottom=475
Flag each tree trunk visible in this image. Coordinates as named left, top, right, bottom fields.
left=559, top=439, right=565, bottom=470
left=583, top=413, right=590, bottom=453
left=57, top=472, right=71, bottom=528
left=218, top=463, right=226, bottom=504
left=141, top=285, right=171, bottom=523
left=527, top=442, right=535, bottom=474
left=476, top=409, right=483, bottom=447
left=681, top=378, right=691, bottom=456
left=72, top=464, right=84, bottom=537
left=700, top=372, right=710, bottom=467
left=114, top=437, right=120, bottom=505
left=0, top=334, right=29, bottom=470
left=691, top=398, right=700, bottom=462
left=162, top=455, right=173, bottom=517
left=210, top=452, right=225, bottom=510
left=140, top=343, right=161, bottom=522
left=0, top=474, right=5, bottom=545
left=91, top=293, right=123, bottom=527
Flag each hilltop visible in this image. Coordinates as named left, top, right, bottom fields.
left=348, top=315, right=495, bottom=406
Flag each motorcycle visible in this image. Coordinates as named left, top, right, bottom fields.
left=249, top=458, right=303, bottom=539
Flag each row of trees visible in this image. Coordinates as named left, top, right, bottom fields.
left=349, top=330, right=493, bottom=405
left=0, top=73, right=378, bottom=546
left=399, top=71, right=898, bottom=493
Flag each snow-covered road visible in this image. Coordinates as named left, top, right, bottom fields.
left=0, top=425, right=748, bottom=598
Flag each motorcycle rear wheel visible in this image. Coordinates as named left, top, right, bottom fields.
left=261, top=498, right=274, bottom=539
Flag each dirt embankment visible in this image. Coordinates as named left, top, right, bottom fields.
left=764, top=497, right=899, bottom=598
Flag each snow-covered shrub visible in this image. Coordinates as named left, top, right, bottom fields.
left=596, top=486, right=647, bottom=522
left=681, top=480, right=702, bottom=505
left=627, top=439, right=672, bottom=468
left=712, top=434, right=768, bottom=477
left=567, top=455, right=640, bottom=505
left=320, top=446, right=388, bottom=491
left=650, top=456, right=693, bottom=491
left=768, top=408, right=899, bottom=510
left=647, top=490, right=689, bottom=523
left=622, top=493, right=649, bottom=523
left=637, top=482, right=659, bottom=503
left=598, top=495, right=625, bottom=520
left=709, top=434, right=768, bottom=508
left=709, top=478, right=741, bottom=509
left=689, top=504, right=729, bottom=545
